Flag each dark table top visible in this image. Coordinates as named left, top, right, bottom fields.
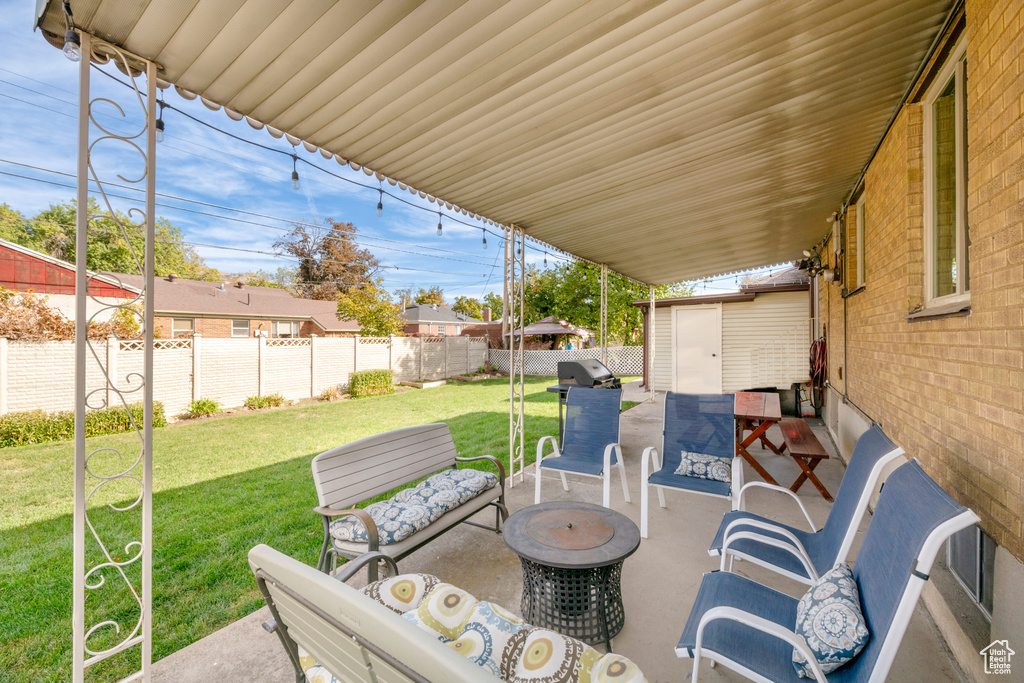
left=503, top=501, right=641, bottom=569
left=734, top=391, right=782, bottom=421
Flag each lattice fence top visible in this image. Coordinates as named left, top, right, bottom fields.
left=266, top=338, right=310, bottom=347
left=120, top=339, right=191, bottom=351
left=423, top=337, right=446, bottom=344
left=358, top=337, right=392, bottom=345
left=489, top=346, right=642, bottom=376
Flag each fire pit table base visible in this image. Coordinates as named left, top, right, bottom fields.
left=518, top=558, right=626, bottom=648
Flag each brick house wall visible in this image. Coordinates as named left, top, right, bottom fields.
left=818, top=1, right=1024, bottom=561
left=154, top=316, right=327, bottom=339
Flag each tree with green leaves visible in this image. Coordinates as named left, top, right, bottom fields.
left=483, top=291, right=503, bottom=319
left=414, top=286, right=445, bottom=305
left=451, top=295, right=483, bottom=319
left=11, top=198, right=219, bottom=280
left=243, top=268, right=295, bottom=290
left=393, top=287, right=415, bottom=307
left=336, top=279, right=404, bottom=337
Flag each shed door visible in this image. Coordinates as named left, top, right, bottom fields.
left=672, top=305, right=722, bottom=393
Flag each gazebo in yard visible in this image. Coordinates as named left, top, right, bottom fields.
left=31, top=0, right=1024, bottom=681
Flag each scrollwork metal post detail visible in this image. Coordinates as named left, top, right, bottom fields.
left=73, top=32, right=156, bottom=683
left=506, top=225, right=526, bottom=485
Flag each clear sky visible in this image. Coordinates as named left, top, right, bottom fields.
left=0, top=0, right=766, bottom=301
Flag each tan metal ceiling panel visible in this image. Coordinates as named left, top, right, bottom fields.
left=38, top=0, right=953, bottom=284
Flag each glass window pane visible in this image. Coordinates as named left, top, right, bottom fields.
left=933, top=75, right=958, bottom=298
left=232, top=319, right=249, bottom=337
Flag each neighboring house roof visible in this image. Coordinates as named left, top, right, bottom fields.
left=110, top=272, right=360, bottom=332
left=0, top=238, right=139, bottom=298
left=402, top=303, right=481, bottom=325
left=512, top=316, right=593, bottom=337
left=631, top=265, right=809, bottom=309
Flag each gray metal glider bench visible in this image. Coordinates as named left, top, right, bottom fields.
left=312, top=423, right=508, bottom=580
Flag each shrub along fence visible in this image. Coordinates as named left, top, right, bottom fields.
left=0, top=335, right=487, bottom=417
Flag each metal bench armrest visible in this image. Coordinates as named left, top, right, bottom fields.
left=315, top=506, right=380, bottom=553
left=332, top=551, right=399, bottom=584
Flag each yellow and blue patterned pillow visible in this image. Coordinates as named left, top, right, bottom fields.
left=361, top=573, right=440, bottom=614
left=792, top=562, right=870, bottom=678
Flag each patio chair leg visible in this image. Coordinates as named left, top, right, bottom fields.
left=560, top=471, right=569, bottom=492
left=603, top=472, right=611, bottom=508
left=641, top=483, right=649, bottom=538
left=657, top=485, right=666, bottom=508
left=534, top=461, right=543, bottom=504
left=617, top=458, right=631, bottom=503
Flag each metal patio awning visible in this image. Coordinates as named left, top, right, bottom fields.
left=36, top=0, right=953, bottom=284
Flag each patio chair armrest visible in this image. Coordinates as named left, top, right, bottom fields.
left=536, top=435, right=560, bottom=465
left=641, top=446, right=660, bottom=481
left=313, top=506, right=379, bottom=552
left=720, top=528, right=818, bottom=582
left=692, top=605, right=827, bottom=683
left=332, top=551, right=399, bottom=584
left=603, top=442, right=621, bottom=472
left=735, top=482, right=816, bottom=530
left=456, top=454, right=506, bottom=486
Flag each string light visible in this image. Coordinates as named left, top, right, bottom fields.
left=436, top=211, right=443, bottom=237
left=544, top=251, right=548, bottom=266
left=61, top=2, right=81, bottom=62
left=481, top=228, right=487, bottom=249
left=290, top=154, right=300, bottom=191
left=155, top=95, right=165, bottom=143
left=376, top=187, right=383, bottom=217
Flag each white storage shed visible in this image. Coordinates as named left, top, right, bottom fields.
left=637, top=268, right=812, bottom=394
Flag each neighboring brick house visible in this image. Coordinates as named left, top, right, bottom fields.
left=401, top=302, right=483, bottom=337
left=110, top=273, right=360, bottom=338
left=0, top=238, right=137, bottom=321
left=810, top=3, right=1024, bottom=670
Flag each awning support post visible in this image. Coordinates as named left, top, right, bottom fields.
left=506, top=226, right=526, bottom=486
left=73, top=33, right=156, bottom=683
left=649, top=285, right=656, bottom=401
left=600, top=264, right=608, bottom=365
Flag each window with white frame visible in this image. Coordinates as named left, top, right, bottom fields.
left=271, top=320, right=301, bottom=338
left=231, top=319, right=250, bottom=337
left=924, top=39, right=969, bottom=305
left=172, top=318, right=193, bottom=338
left=437, top=325, right=446, bottom=335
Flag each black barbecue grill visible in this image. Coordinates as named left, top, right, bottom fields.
left=557, top=359, right=622, bottom=389
left=547, top=359, right=622, bottom=445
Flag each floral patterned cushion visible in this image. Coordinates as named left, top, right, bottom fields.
left=361, top=573, right=440, bottom=614
left=792, top=562, right=871, bottom=678
left=448, top=601, right=531, bottom=676
left=329, top=469, right=499, bottom=546
left=673, top=451, right=731, bottom=482
left=409, top=583, right=480, bottom=640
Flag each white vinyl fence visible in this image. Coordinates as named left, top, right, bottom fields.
left=0, top=335, right=488, bottom=416
left=488, top=346, right=643, bottom=377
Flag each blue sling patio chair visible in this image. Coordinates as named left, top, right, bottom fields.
left=640, top=392, right=738, bottom=538
left=709, top=424, right=905, bottom=585
left=676, top=460, right=979, bottom=683
left=534, top=387, right=630, bottom=508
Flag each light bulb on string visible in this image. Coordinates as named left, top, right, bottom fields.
left=154, top=96, right=165, bottom=142
left=481, top=229, right=487, bottom=249
left=63, top=28, right=81, bottom=62
left=544, top=251, right=548, bottom=266
left=436, top=212, right=443, bottom=237
left=376, top=188, right=383, bottom=217
left=290, top=155, right=300, bottom=191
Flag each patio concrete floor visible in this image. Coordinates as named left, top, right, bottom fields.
left=153, top=383, right=965, bottom=682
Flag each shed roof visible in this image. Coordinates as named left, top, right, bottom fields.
left=35, top=0, right=954, bottom=285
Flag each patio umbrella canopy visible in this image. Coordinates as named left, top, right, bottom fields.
left=35, top=0, right=953, bottom=285
left=510, top=316, right=592, bottom=338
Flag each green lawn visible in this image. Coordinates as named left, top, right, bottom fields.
left=0, top=376, right=566, bottom=682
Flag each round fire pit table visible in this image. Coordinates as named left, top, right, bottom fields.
left=503, top=501, right=641, bottom=651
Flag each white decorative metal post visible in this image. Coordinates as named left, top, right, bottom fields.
left=600, top=264, right=608, bottom=365
left=649, top=285, right=656, bottom=401
left=73, top=32, right=157, bottom=683
left=506, top=225, right=526, bottom=486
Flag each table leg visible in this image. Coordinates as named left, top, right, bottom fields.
left=790, top=458, right=832, bottom=501
left=737, top=420, right=780, bottom=486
